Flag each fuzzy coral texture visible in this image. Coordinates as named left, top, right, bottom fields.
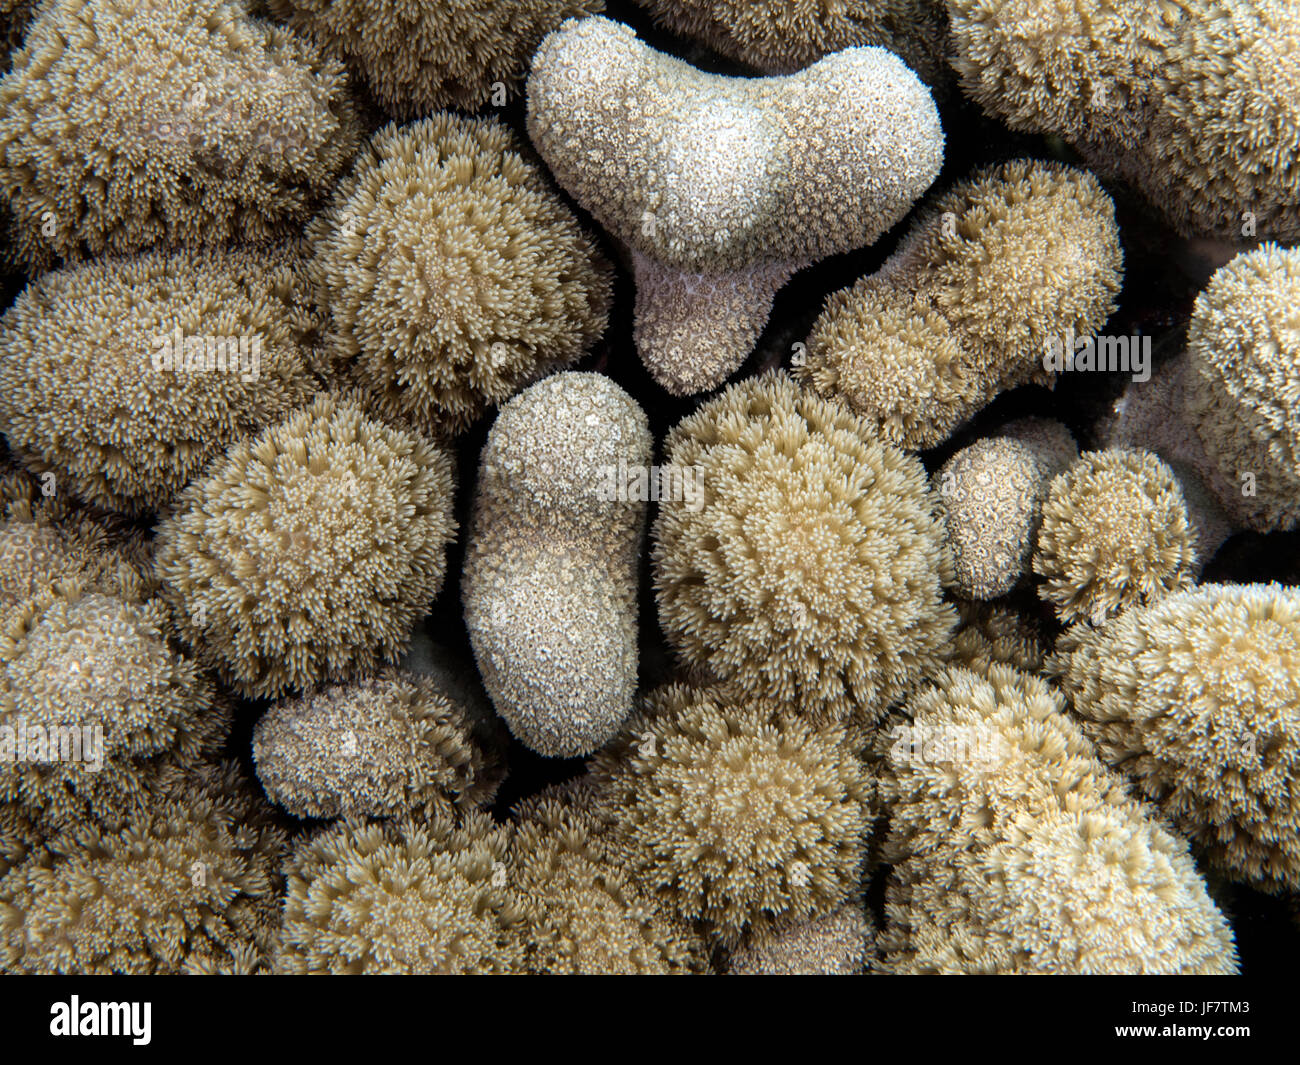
left=798, top=159, right=1122, bottom=448
left=728, top=905, right=873, bottom=975
left=0, top=583, right=228, bottom=834
left=1034, top=448, right=1200, bottom=625
left=947, top=0, right=1300, bottom=241
left=527, top=15, right=942, bottom=394
left=592, top=683, right=873, bottom=945
left=0, top=0, right=361, bottom=270
left=509, top=790, right=709, bottom=974
left=0, top=763, right=287, bottom=974
left=654, top=370, right=955, bottom=725
left=635, top=0, right=949, bottom=87
left=275, top=810, right=524, bottom=974
left=0, top=243, right=326, bottom=515
left=876, top=665, right=1238, bottom=973
left=1184, top=244, right=1300, bottom=532
left=463, top=373, right=651, bottom=757
left=935, top=418, right=1077, bottom=599
left=1050, top=584, right=1300, bottom=894
left=309, top=115, right=612, bottom=441
left=0, top=500, right=156, bottom=622
left=266, top=0, right=603, bottom=116
left=155, top=393, right=457, bottom=698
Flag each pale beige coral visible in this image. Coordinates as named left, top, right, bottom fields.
left=509, top=790, right=709, bottom=974
left=463, top=373, right=650, bottom=757
left=0, top=244, right=325, bottom=515
left=266, top=0, right=602, bottom=116
left=653, top=371, right=955, bottom=725
left=527, top=15, right=942, bottom=394
left=308, top=115, right=612, bottom=441
left=635, top=0, right=949, bottom=87
left=156, top=393, right=457, bottom=699
left=936, top=418, right=1077, bottom=599
left=1033, top=448, right=1199, bottom=625
left=0, top=762, right=287, bottom=974
left=1050, top=584, right=1300, bottom=894
left=798, top=160, right=1122, bottom=448
left=252, top=669, right=502, bottom=820
left=0, top=583, right=228, bottom=833
left=1184, top=244, right=1300, bottom=532
left=876, top=665, right=1238, bottom=973
left=275, top=810, right=525, bottom=974
left=592, top=684, right=872, bottom=945
left=0, top=0, right=361, bottom=269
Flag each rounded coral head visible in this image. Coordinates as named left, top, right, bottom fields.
left=275, top=811, right=524, bottom=974
left=1185, top=243, right=1300, bottom=532
left=265, top=0, right=603, bottom=116
left=156, top=393, right=457, bottom=699
left=0, top=244, right=323, bottom=516
left=1051, top=582, right=1300, bottom=895
left=799, top=159, right=1122, bottom=448
left=1034, top=448, right=1200, bottom=625
left=310, top=114, right=612, bottom=441
left=252, top=669, right=502, bottom=820
left=653, top=370, right=955, bottom=724
left=877, top=665, right=1238, bottom=974
left=0, top=0, right=361, bottom=269
left=592, top=683, right=873, bottom=945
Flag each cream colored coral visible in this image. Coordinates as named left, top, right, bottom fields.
left=653, top=370, right=955, bottom=725
left=462, top=373, right=650, bottom=757
left=0, top=763, right=286, bottom=974
left=253, top=669, right=502, bottom=820
left=156, top=393, right=457, bottom=699
left=1184, top=244, right=1300, bottom=532
left=308, top=115, right=612, bottom=441
left=798, top=159, right=1122, bottom=448
left=0, top=0, right=361, bottom=269
left=1034, top=448, right=1199, bottom=625
left=266, top=0, right=601, bottom=116
left=275, top=810, right=524, bottom=974
left=1050, top=584, right=1300, bottom=893
left=876, top=665, right=1237, bottom=973
left=592, top=684, right=872, bottom=945
left=0, top=244, right=325, bottom=515
left=509, top=790, right=709, bottom=974
left=936, top=418, right=1077, bottom=599
left=527, top=15, right=942, bottom=394
left=0, top=583, right=227, bottom=832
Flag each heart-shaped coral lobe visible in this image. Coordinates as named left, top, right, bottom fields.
left=527, top=15, right=943, bottom=394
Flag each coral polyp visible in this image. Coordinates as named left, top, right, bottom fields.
left=2, top=0, right=1298, bottom=986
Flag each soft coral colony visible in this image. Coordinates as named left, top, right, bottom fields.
left=0, top=0, right=1296, bottom=977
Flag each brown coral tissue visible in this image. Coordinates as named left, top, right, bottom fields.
left=3, top=0, right=1300, bottom=991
